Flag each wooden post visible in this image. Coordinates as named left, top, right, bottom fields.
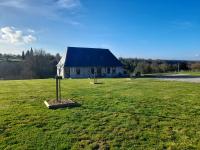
left=59, top=78, right=61, bottom=101
left=56, top=77, right=59, bottom=102
left=56, top=76, right=62, bottom=102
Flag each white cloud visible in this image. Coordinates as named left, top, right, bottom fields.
left=57, top=0, right=81, bottom=9
left=23, top=35, right=36, bottom=44
left=0, top=0, right=82, bottom=26
left=0, top=0, right=26, bottom=9
left=171, top=21, right=194, bottom=29
left=27, top=29, right=35, bottom=33
left=0, top=0, right=81, bottom=10
left=0, top=26, right=36, bottom=45
left=195, top=54, right=200, bottom=57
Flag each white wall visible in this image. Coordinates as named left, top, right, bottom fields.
left=69, top=67, right=91, bottom=78
left=64, top=67, right=123, bottom=78
left=57, top=66, right=65, bottom=78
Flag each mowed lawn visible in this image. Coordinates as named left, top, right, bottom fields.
left=1, top=78, right=200, bottom=149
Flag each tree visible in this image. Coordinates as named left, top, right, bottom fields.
left=26, top=50, right=30, bottom=57
left=22, top=51, right=25, bottom=60
left=30, top=47, right=34, bottom=56
left=159, top=63, right=168, bottom=73
left=179, top=62, right=189, bottom=71
left=191, top=63, right=200, bottom=71
left=151, top=62, right=160, bottom=73
left=0, top=49, right=61, bottom=79
left=120, top=58, right=193, bottom=74
left=55, top=53, right=61, bottom=62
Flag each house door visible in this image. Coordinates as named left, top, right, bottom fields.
left=97, top=67, right=102, bottom=77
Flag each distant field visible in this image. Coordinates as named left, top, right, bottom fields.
left=1, top=78, right=200, bottom=149
left=0, top=57, right=22, bottom=62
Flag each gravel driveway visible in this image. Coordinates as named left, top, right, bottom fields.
left=158, top=78, right=200, bottom=83
left=153, top=74, right=200, bottom=83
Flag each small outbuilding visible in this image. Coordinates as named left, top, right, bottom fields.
left=57, top=47, right=124, bottom=78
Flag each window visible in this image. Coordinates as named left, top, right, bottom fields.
left=107, top=67, right=110, bottom=74
left=72, top=68, right=75, bottom=73
left=76, top=68, right=80, bottom=75
left=112, top=68, right=116, bottom=74
left=97, top=67, right=101, bottom=75
left=91, top=68, right=94, bottom=74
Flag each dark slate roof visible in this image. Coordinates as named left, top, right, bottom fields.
left=63, top=47, right=123, bottom=67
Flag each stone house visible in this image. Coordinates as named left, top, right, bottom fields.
left=57, top=47, right=123, bottom=78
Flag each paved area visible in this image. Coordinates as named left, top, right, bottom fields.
left=155, top=74, right=200, bottom=83
left=158, top=78, right=200, bottom=83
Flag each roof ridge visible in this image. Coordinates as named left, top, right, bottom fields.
left=67, top=46, right=109, bottom=50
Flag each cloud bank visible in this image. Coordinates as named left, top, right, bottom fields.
left=0, top=26, right=36, bottom=45
left=0, top=0, right=81, bottom=10
left=0, top=0, right=82, bottom=26
left=57, top=0, right=81, bottom=9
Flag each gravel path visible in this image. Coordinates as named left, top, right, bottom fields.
left=158, top=78, right=200, bottom=83
left=153, top=74, right=200, bottom=83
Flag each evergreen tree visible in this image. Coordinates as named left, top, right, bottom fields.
left=22, top=51, right=25, bottom=60
left=26, top=50, right=30, bottom=57
left=30, top=47, right=34, bottom=56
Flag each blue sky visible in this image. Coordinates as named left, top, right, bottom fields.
left=0, top=0, right=200, bottom=60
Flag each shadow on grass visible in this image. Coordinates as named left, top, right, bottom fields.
left=90, top=82, right=104, bottom=84
left=44, top=100, right=81, bottom=109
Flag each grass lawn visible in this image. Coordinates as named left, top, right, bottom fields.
left=1, top=78, right=200, bottom=149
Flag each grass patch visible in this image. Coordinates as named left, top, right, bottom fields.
left=0, top=78, right=200, bottom=149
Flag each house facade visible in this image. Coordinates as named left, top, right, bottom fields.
left=57, top=47, right=124, bottom=78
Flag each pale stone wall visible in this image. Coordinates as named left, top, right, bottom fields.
left=69, top=67, right=91, bottom=78
left=63, top=67, right=124, bottom=78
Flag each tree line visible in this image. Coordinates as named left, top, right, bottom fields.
left=119, top=58, right=200, bottom=74
left=0, top=50, right=200, bottom=80
left=0, top=48, right=60, bottom=80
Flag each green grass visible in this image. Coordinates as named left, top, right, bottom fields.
left=1, top=78, right=200, bottom=149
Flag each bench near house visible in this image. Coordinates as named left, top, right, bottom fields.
left=57, top=47, right=124, bottom=78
